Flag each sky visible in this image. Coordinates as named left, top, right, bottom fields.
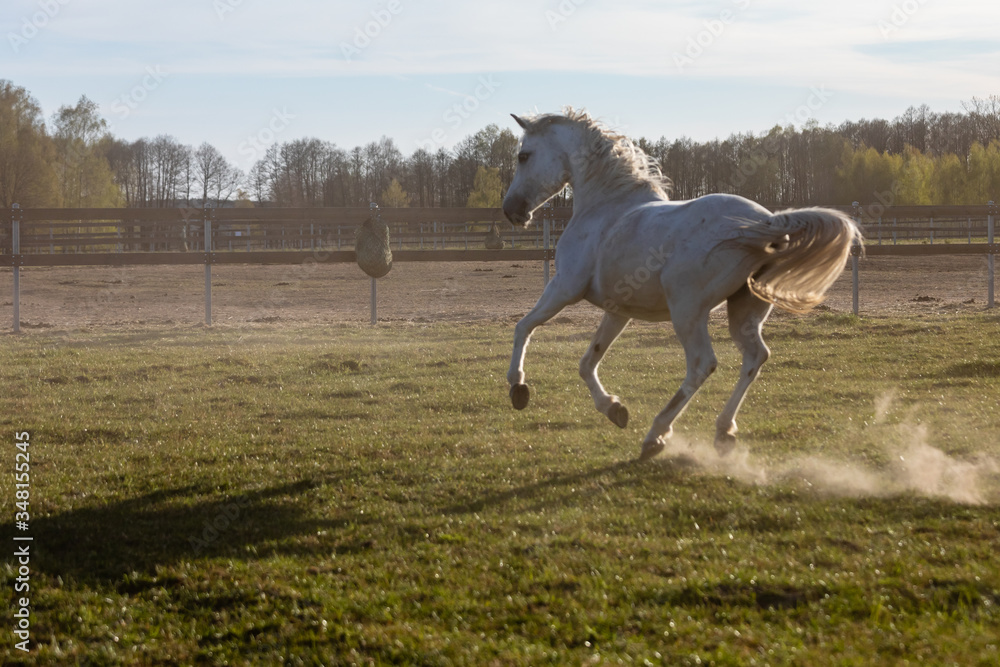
left=3, top=0, right=1000, bottom=169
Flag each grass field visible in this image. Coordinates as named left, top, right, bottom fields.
left=2, top=312, right=999, bottom=665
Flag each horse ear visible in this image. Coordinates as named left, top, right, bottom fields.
left=511, top=114, right=530, bottom=130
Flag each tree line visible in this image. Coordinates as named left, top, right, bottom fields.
left=641, top=99, right=1000, bottom=206
left=2, top=79, right=998, bottom=211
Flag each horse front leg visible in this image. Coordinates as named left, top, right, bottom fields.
left=508, top=279, right=578, bottom=410
left=579, top=311, right=631, bottom=427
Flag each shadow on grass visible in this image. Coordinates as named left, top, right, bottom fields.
left=3, top=459, right=681, bottom=588
left=2, top=479, right=372, bottom=586
left=942, top=359, right=1000, bottom=378
left=438, top=459, right=670, bottom=515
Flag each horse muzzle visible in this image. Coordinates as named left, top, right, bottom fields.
left=502, top=197, right=533, bottom=227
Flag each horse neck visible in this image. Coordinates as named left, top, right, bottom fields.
left=548, top=123, right=663, bottom=222
left=555, top=126, right=663, bottom=219
left=568, top=173, right=663, bottom=221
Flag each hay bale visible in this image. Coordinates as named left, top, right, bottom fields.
left=355, top=215, right=393, bottom=278
left=485, top=222, right=505, bottom=250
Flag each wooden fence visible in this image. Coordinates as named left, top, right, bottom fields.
left=2, top=203, right=996, bottom=331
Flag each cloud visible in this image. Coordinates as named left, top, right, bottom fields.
left=5, top=0, right=999, bottom=92
left=5, top=0, right=1000, bottom=158
left=857, top=39, right=1000, bottom=64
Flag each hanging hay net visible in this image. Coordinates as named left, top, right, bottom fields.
left=355, top=215, right=393, bottom=278
left=485, top=222, right=505, bottom=250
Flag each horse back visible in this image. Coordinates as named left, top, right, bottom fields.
left=584, top=194, right=775, bottom=319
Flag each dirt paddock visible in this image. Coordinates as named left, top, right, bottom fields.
left=0, top=254, right=994, bottom=332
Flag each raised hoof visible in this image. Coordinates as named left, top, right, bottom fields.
left=638, top=438, right=665, bottom=462
left=714, top=432, right=737, bottom=457
left=607, top=402, right=629, bottom=429
left=509, top=383, right=530, bottom=410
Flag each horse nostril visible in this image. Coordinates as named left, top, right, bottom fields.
left=503, top=198, right=527, bottom=224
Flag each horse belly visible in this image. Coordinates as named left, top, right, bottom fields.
left=586, top=264, right=672, bottom=322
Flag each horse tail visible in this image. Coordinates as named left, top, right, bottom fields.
left=740, top=207, right=862, bottom=314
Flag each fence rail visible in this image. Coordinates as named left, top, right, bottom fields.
left=3, top=203, right=997, bottom=331
left=4, top=206, right=574, bottom=256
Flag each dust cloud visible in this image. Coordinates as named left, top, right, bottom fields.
left=659, top=395, right=999, bottom=505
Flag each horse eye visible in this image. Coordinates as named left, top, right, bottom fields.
left=517, top=152, right=530, bottom=164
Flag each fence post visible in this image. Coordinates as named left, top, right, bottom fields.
left=204, top=205, right=213, bottom=325
left=542, top=203, right=552, bottom=288
left=851, top=202, right=860, bottom=316
left=989, top=201, right=995, bottom=309
left=369, top=202, right=378, bottom=325
left=11, top=204, right=21, bottom=333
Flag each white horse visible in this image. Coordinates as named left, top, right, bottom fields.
left=502, top=109, right=861, bottom=461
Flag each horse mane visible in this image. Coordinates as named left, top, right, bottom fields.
left=521, top=107, right=672, bottom=199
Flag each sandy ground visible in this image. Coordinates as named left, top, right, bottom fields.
left=0, top=253, right=994, bottom=333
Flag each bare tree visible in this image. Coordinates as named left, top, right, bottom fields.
left=146, top=135, right=190, bottom=207
left=408, top=148, right=434, bottom=207
left=963, top=95, right=1000, bottom=147
left=245, top=157, right=271, bottom=205
left=194, top=142, right=241, bottom=206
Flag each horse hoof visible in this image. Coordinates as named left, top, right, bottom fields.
left=714, top=432, right=737, bottom=457
left=638, top=439, right=665, bottom=462
left=510, top=383, right=530, bottom=410
left=607, top=402, right=629, bottom=429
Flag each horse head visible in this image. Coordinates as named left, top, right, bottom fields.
left=502, top=113, right=572, bottom=227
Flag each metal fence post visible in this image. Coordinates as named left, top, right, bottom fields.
left=204, top=205, right=213, bottom=325
left=369, top=202, right=379, bottom=325
left=989, top=201, right=996, bottom=309
left=851, top=202, right=860, bottom=316
left=11, top=204, right=21, bottom=333
left=542, top=203, right=552, bottom=288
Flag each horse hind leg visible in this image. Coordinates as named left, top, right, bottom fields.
left=714, top=285, right=773, bottom=456
left=640, top=313, right=718, bottom=461
left=579, top=312, right=631, bottom=428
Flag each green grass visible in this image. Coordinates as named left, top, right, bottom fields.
left=1, top=313, right=999, bottom=665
